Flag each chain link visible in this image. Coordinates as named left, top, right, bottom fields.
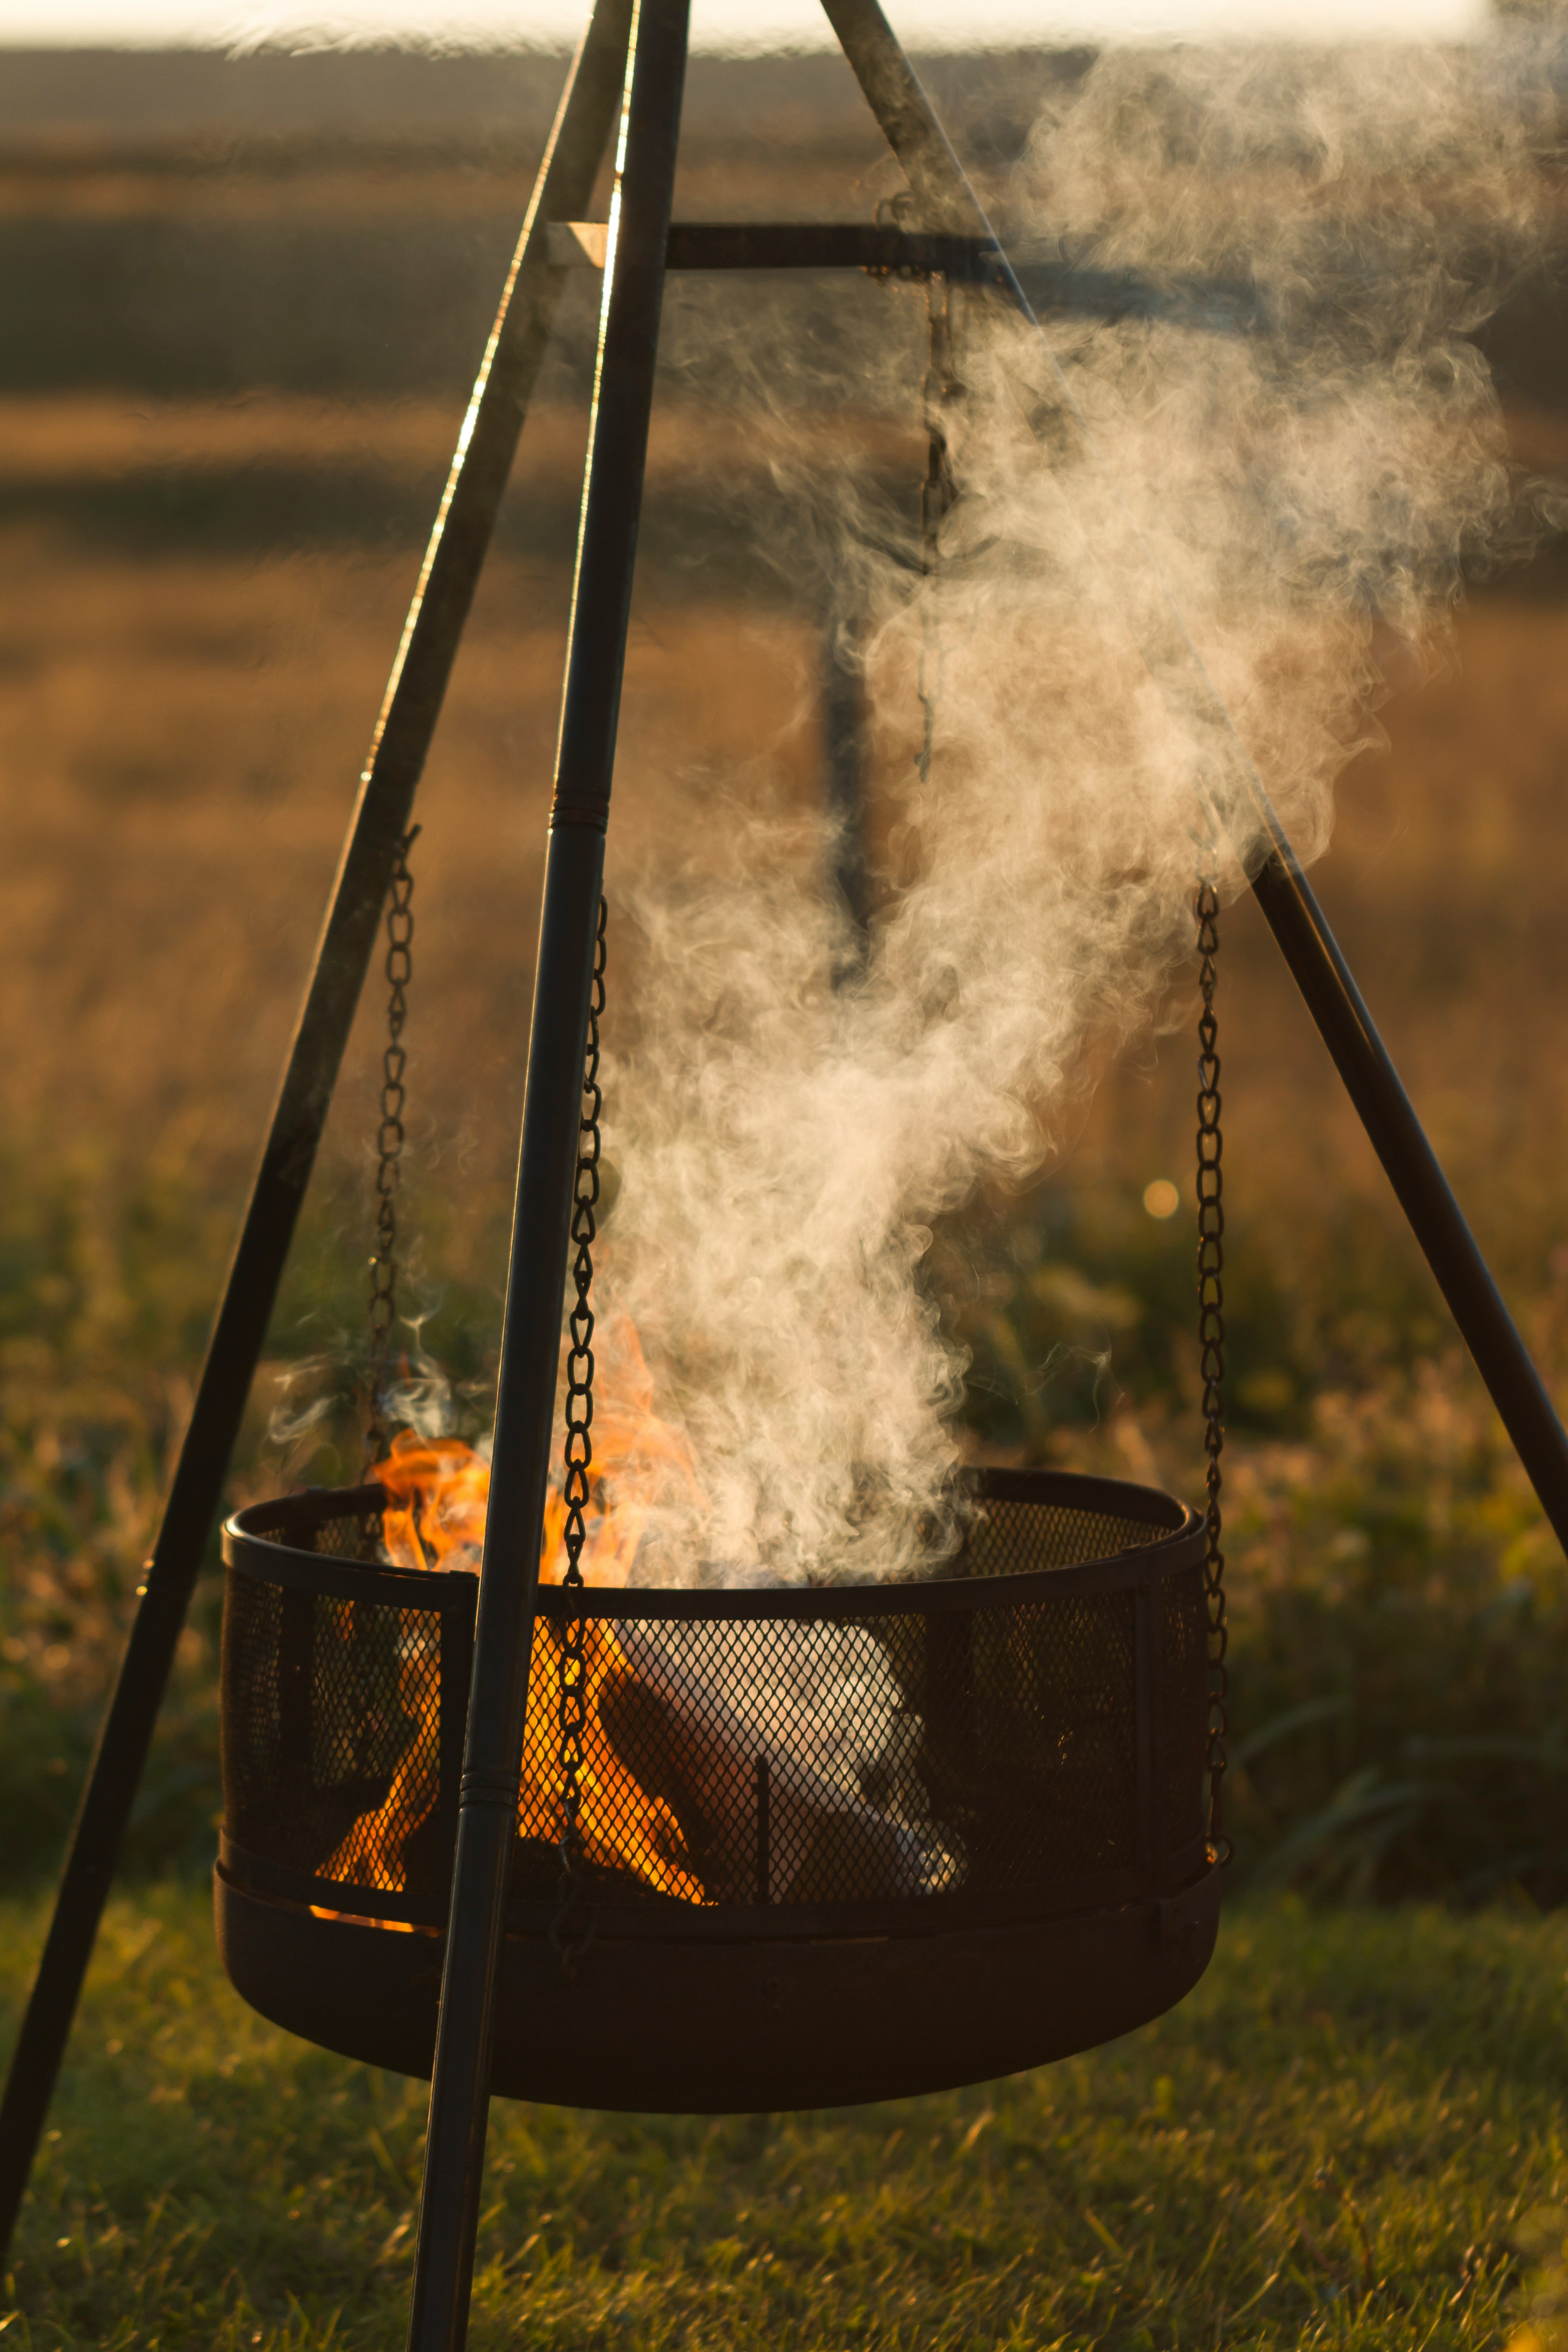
left=364, top=824, right=420, bottom=1473
left=916, top=273, right=962, bottom=785
left=551, top=894, right=607, bottom=1975
left=1195, top=826, right=1231, bottom=1866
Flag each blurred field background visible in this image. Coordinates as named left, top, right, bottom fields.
left=4, top=37, right=1568, bottom=1918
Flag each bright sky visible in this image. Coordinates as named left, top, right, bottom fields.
left=0, top=0, right=1490, bottom=52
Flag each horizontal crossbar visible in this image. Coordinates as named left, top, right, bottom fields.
left=547, top=220, right=1256, bottom=331
left=548, top=218, right=1008, bottom=277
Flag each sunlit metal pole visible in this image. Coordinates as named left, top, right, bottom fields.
left=403, top=4, right=690, bottom=2345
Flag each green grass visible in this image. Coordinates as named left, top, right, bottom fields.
left=4, top=1888, right=1568, bottom=2348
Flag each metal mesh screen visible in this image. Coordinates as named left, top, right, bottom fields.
left=1156, top=1563, right=1209, bottom=1857
left=222, top=1564, right=451, bottom=1908
left=221, top=1479, right=1207, bottom=1923
left=310, top=1511, right=383, bottom=1560
left=960, top=1494, right=1158, bottom=1577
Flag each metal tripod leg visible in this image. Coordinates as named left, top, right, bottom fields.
left=823, top=595, right=872, bottom=971
left=819, top=0, right=1568, bottom=1553
left=0, top=0, right=633, bottom=2264
left=403, top=4, right=691, bottom=2346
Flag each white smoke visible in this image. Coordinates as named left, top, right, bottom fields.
left=588, top=32, right=1564, bottom=1586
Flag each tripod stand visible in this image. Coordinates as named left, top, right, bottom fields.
left=3, top=4, right=1566, bottom=2348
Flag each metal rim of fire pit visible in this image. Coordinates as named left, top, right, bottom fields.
left=214, top=1465, right=1220, bottom=2109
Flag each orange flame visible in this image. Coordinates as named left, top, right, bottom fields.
left=323, top=1320, right=710, bottom=1911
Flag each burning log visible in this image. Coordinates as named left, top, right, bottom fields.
left=604, top=1618, right=959, bottom=1903
left=331, top=1422, right=962, bottom=1910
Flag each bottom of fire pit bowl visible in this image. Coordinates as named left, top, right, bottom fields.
left=214, top=1861, right=1219, bottom=2111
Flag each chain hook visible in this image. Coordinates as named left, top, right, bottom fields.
left=1195, top=818, right=1231, bottom=1867
left=364, top=824, right=421, bottom=1477
left=551, top=894, right=608, bottom=1975
left=916, top=273, right=962, bottom=787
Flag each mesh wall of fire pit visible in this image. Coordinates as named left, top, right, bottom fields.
left=215, top=1466, right=1220, bottom=2110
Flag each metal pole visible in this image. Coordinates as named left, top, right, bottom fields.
left=820, top=0, right=1568, bottom=1553
left=822, top=597, right=871, bottom=972
left=403, top=5, right=689, bottom=2346
left=0, top=1, right=633, bottom=2264
left=1247, top=840, right=1568, bottom=1538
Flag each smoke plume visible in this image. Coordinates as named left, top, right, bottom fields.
left=582, top=34, right=1560, bottom=1585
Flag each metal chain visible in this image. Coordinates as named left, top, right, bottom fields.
left=364, top=824, right=420, bottom=1473
left=916, top=273, right=961, bottom=785
left=551, top=894, right=607, bottom=1974
left=1196, top=830, right=1231, bottom=1866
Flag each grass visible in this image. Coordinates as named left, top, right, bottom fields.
left=3, top=1885, right=1568, bottom=2348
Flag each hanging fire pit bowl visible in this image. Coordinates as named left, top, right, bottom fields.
left=215, top=1466, right=1217, bottom=2111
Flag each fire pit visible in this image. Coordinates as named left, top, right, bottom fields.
left=216, top=1464, right=1217, bottom=2111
